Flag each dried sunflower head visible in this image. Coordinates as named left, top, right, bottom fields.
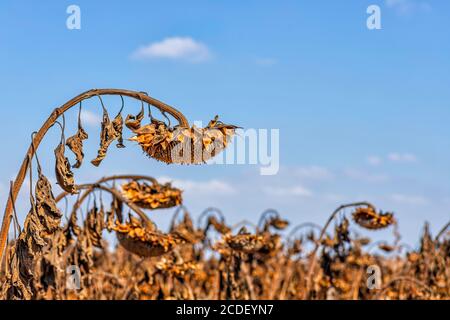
left=207, top=216, right=231, bottom=235
left=378, top=243, right=396, bottom=253
left=129, top=116, right=238, bottom=164
left=121, top=180, right=182, bottom=210
left=352, top=207, right=395, bottom=230
left=268, top=217, right=290, bottom=231
left=155, top=256, right=198, bottom=278
left=112, top=217, right=181, bottom=257
left=222, top=227, right=265, bottom=254
left=257, top=234, right=282, bottom=257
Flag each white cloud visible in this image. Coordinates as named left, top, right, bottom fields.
left=294, top=166, right=333, bottom=180
left=385, top=0, right=431, bottom=15
left=264, top=185, right=313, bottom=197
left=158, top=176, right=236, bottom=195
left=81, top=109, right=102, bottom=127
left=391, top=194, right=429, bottom=205
left=131, top=37, right=211, bottom=62
left=367, top=156, right=383, bottom=166
left=344, top=168, right=389, bottom=183
left=388, top=152, right=417, bottom=163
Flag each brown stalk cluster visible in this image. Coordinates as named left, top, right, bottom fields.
left=1, top=194, right=449, bottom=300
left=0, top=90, right=448, bottom=301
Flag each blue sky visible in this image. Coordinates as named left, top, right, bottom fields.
left=0, top=0, right=449, bottom=247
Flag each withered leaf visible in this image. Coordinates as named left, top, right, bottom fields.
left=91, top=107, right=124, bottom=166
left=4, top=173, right=62, bottom=300
left=55, top=142, right=78, bottom=194
left=85, top=204, right=105, bottom=248
left=35, top=172, right=63, bottom=232
left=112, top=113, right=125, bottom=148
left=66, top=126, right=88, bottom=169
left=125, top=105, right=145, bottom=132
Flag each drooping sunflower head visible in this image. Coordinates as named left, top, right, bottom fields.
left=112, top=217, right=181, bottom=257
left=352, top=207, right=395, bottom=230
left=267, top=217, right=290, bottom=231
left=129, top=116, right=238, bottom=165
left=155, top=256, right=199, bottom=279
left=121, top=180, right=182, bottom=210
left=222, top=228, right=266, bottom=254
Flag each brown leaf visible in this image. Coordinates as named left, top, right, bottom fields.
left=85, top=204, right=105, bottom=248
left=91, top=108, right=124, bottom=166
left=55, top=142, right=78, bottom=194
left=125, top=105, right=145, bottom=132
left=66, top=126, right=88, bottom=169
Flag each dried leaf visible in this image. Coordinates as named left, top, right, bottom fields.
left=85, top=204, right=105, bottom=248
left=66, top=126, right=88, bottom=169
left=112, top=112, right=125, bottom=148
left=91, top=107, right=124, bottom=167
left=3, top=173, right=62, bottom=299
left=125, top=105, right=145, bottom=132
left=55, top=142, right=78, bottom=194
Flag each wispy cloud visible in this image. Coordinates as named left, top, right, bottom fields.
left=81, top=109, right=102, bottom=127
left=158, top=176, right=236, bottom=195
left=367, top=153, right=417, bottom=165
left=367, top=155, right=383, bottom=166
left=387, top=152, right=417, bottom=163
left=131, top=37, right=211, bottom=62
left=391, top=193, right=429, bottom=205
left=385, top=0, right=431, bottom=15
left=264, top=185, right=313, bottom=197
left=294, top=166, right=334, bottom=180
left=344, top=168, right=389, bottom=183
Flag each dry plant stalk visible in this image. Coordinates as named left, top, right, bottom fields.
left=0, top=88, right=235, bottom=268
left=1, top=197, right=449, bottom=300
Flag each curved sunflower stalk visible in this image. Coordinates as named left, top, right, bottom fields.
left=0, top=89, right=238, bottom=269
left=257, top=209, right=290, bottom=233
left=304, top=202, right=397, bottom=299
left=57, top=175, right=185, bottom=258
left=198, top=208, right=231, bottom=245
